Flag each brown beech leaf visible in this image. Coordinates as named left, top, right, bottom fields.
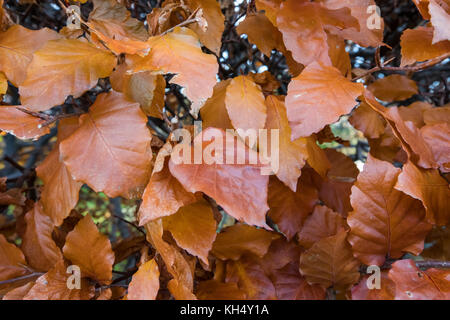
left=319, top=0, right=384, bottom=47
left=272, top=261, right=326, bottom=300
left=277, top=0, right=359, bottom=66
left=398, top=101, right=432, bottom=127
left=424, top=105, right=450, bottom=125
left=225, top=75, right=267, bottom=134
left=298, top=205, right=346, bottom=249
left=0, top=25, right=61, bottom=86
left=0, top=106, right=50, bottom=140
left=127, top=259, right=160, bottom=300
left=422, top=226, right=450, bottom=260
left=429, top=0, right=450, bottom=43
left=225, top=255, right=277, bottom=300
left=19, top=39, right=116, bottom=111
left=212, top=224, right=278, bottom=261
left=138, top=160, right=197, bottom=225
left=286, top=62, right=363, bottom=139
left=400, top=26, right=450, bottom=67
left=368, top=75, right=418, bottom=102
left=327, top=34, right=351, bottom=77
left=2, top=282, right=35, bottom=300
left=347, top=155, right=431, bottom=266
left=421, top=123, right=450, bottom=172
left=317, top=149, right=358, bottom=215
left=263, top=96, right=307, bottom=191
left=145, top=219, right=195, bottom=299
left=63, top=214, right=114, bottom=284
left=110, top=58, right=166, bottom=119
left=351, top=271, right=395, bottom=300
left=350, top=101, right=386, bottom=139
left=267, top=176, right=318, bottom=241
left=299, top=231, right=360, bottom=290
left=412, top=0, right=431, bottom=19
left=200, top=79, right=233, bottom=130
left=0, top=234, right=28, bottom=281
left=236, top=12, right=302, bottom=76
left=21, top=203, right=62, bottom=272
left=0, top=71, right=7, bottom=94
left=88, top=0, right=148, bottom=41
left=60, top=91, right=152, bottom=199
left=163, top=199, right=217, bottom=264
left=395, top=161, right=450, bottom=226
left=36, top=117, right=82, bottom=226
left=388, top=259, right=450, bottom=300
left=133, top=27, right=218, bottom=116
left=24, top=260, right=95, bottom=300
left=255, top=0, right=282, bottom=26
left=196, top=280, right=246, bottom=300
left=169, top=128, right=270, bottom=229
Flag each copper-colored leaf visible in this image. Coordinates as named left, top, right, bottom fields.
left=351, top=271, right=395, bottom=300
left=0, top=106, right=50, bottom=140
left=395, top=161, right=450, bottom=226
left=272, top=262, right=326, bottom=300
left=268, top=176, right=318, bottom=241
left=0, top=234, right=28, bottom=282
left=421, top=123, right=450, bottom=172
left=212, top=224, right=278, bottom=261
left=400, top=26, right=450, bottom=67
left=139, top=160, right=197, bottom=225
left=133, top=27, right=218, bottom=116
left=24, top=260, right=95, bottom=300
left=127, top=259, right=160, bottom=300
left=347, top=155, right=431, bottom=266
left=298, top=205, right=346, bottom=249
left=200, top=79, right=233, bottom=130
left=350, top=101, right=386, bottom=139
left=286, top=61, right=363, bottom=139
left=60, top=91, right=152, bottom=199
left=388, top=259, right=450, bottom=300
left=0, top=25, right=61, bottom=86
left=36, top=117, right=82, bottom=226
left=225, top=75, right=267, bottom=134
left=263, top=96, right=307, bottom=191
left=196, top=280, right=246, bottom=300
left=163, top=199, right=217, bottom=264
left=169, top=128, right=270, bottom=228
left=368, top=75, right=418, bottom=102
left=299, top=231, right=360, bottom=289
left=21, top=203, right=62, bottom=272
left=2, top=282, right=35, bottom=300
left=63, top=214, right=114, bottom=284
left=429, top=0, right=450, bottom=43
left=277, top=1, right=359, bottom=66
left=19, top=39, right=116, bottom=111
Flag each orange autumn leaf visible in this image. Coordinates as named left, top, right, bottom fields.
left=19, top=39, right=116, bottom=111
left=420, top=123, right=450, bottom=172
left=0, top=25, right=61, bottom=86
left=60, top=91, right=152, bottom=199
left=400, top=26, right=450, bottom=67
left=429, top=0, right=450, bottom=43
left=21, top=203, right=62, bottom=272
left=276, top=0, right=359, bottom=66
left=133, top=27, right=218, bottom=116
left=388, top=259, right=450, bottom=300
left=138, top=159, right=197, bottom=225
left=286, top=62, right=363, bottom=139
left=169, top=128, right=271, bottom=229
left=267, top=176, right=318, bottom=241
left=395, top=161, right=450, bottom=226
left=225, top=75, right=267, bottom=134
left=0, top=106, right=49, bottom=140
left=196, top=280, right=246, bottom=300
left=299, top=231, right=360, bottom=290
left=63, top=214, right=115, bottom=284
left=351, top=271, right=395, bottom=300
left=347, top=155, right=431, bottom=266
left=298, top=205, right=346, bottom=249
left=200, top=79, right=233, bottom=130
left=127, top=259, right=160, bottom=300
left=368, top=75, right=418, bottom=102
left=163, top=199, right=217, bottom=264
left=24, top=260, right=95, bottom=300
left=0, top=234, right=28, bottom=282
left=212, top=224, right=278, bottom=261
left=36, top=117, right=82, bottom=226
left=263, top=96, right=307, bottom=191
left=349, top=101, right=386, bottom=139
